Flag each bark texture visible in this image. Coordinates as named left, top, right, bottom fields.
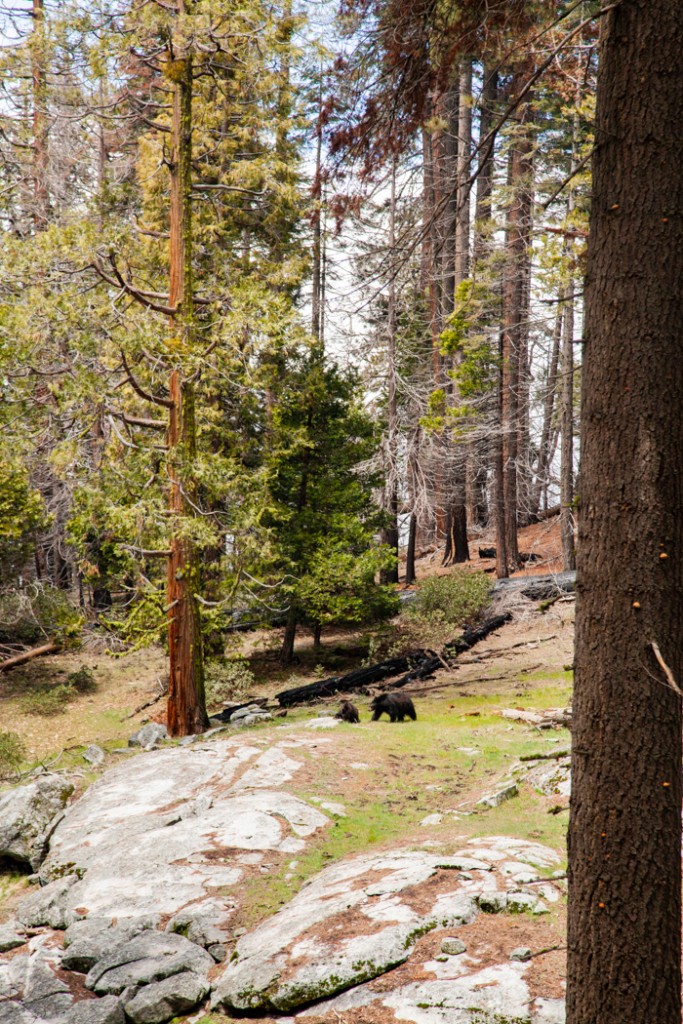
left=567, top=3, right=683, bottom=1021
left=165, top=17, right=209, bottom=737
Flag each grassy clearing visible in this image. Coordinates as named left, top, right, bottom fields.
left=226, top=681, right=571, bottom=931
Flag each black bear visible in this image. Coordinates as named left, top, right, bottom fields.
left=335, top=699, right=360, bottom=724
left=370, top=692, right=416, bottom=722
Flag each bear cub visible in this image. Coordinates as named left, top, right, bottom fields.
left=335, top=699, right=360, bottom=723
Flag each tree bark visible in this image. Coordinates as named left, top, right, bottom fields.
left=567, top=3, right=683, bottom=1021
left=472, top=65, right=497, bottom=269
left=381, top=158, right=400, bottom=583
left=441, top=64, right=471, bottom=567
left=405, top=512, right=417, bottom=585
left=531, top=300, right=562, bottom=516
left=165, top=9, right=209, bottom=737
left=559, top=110, right=580, bottom=572
left=501, top=85, right=534, bottom=566
left=31, top=0, right=49, bottom=230
left=559, top=282, right=576, bottom=571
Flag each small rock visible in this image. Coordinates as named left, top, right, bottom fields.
left=128, top=724, right=167, bottom=750
left=16, top=874, right=79, bottom=929
left=166, top=897, right=232, bottom=948
left=64, top=994, right=125, bottom=1023
left=178, top=735, right=198, bottom=746
left=476, top=892, right=508, bottom=914
left=63, top=916, right=157, bottom=973
left=0, top=923, right=26, bottom=953
left=229, top=705, right=265, bottom=722
left=477, top=782, right=519, bottom=809
left=440, top=938, right=467, bottom=955
left=0, top=775, right=75, bottom=870
left=22, top=945, right=72, bottom=1018
left=86, top=930, right=214, bottom=995
left=232, top=715, right=254, bottom=728
left=510, top=946, right=532, bottom=962
left=506, top=892, right=548, bottom=915
left=208, top=943, right=227, bottom=962
left=0, top=1001, right=39, bottom=1023
left=122, top=970, right=210, bottom=1023
left=83, top=745, right=106, bottom=767
left=305, top=717, right=339, bottom=730
left=420, top=814, right=443, bottom=827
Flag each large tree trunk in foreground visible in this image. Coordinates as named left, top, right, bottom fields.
left=165, top=15, right=208, bottom=737
left=567, top=4, right=683, bottom=1022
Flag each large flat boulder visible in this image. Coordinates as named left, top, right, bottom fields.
left=25, top=739, right=328, bottom=924
left=212, top=838, right=561, bottom=1014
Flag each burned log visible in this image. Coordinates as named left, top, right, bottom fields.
left=275, top=613, right=513, bottom=707
left=387, top=613, right=513, bottom=690
left=275, top=655, right=417, bottom=708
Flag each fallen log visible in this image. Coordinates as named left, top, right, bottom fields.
left=275, top=613, right=513, bottom=707
left=493, top=571, right=576, bottom=601
left=275, top=655, right=418, bottom=708
left=387, top=614, right=513, bottom=690
left=0, top=641, right=60, bottom=673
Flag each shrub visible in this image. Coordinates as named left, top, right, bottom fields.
left=66, top=666, right=97, bottom=694
left=0, top=731, right=25, bottom=779
left=0, top=586, right=83, bottom=647
left=367, top=570, right=493, bottom=660
left=205, top=658, right=255, bottom=707
left=408, top=571, right=492, bottom=626
left=21, top=683, right=77, bottom=717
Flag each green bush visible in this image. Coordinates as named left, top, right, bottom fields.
left=408, top=571, right=492, bottom=626
left=205, top=658, right=255, bottom=707
left=66, top=666, right=97, bottom=694
left=21, top=683, right=77, bottom=717
left=0, top=731, right=25, bottom=779
left=0, top=586, right=83, bottom=647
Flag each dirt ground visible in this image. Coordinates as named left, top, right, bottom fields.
left=403, top=514, right=564, bottom=583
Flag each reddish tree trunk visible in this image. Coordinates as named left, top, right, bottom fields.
left=165, top=15, right=208, bottom=737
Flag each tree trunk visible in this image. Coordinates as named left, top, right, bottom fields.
left=165, top=13, right=209, bottom=737
left=405, top=512, right=417, bottom=586
left=531, top=300, right=562, bottom=516
left=311, top=75, right=323, bottom=348
left=472, top=65, right=497, bottom=269
left=493, top=328, right=508, bottom=580
left=280, top=604, right=298, bottom=665
left=31, top=0, right=49, bottom=230
left=559, top=282, right=575, bottom=570
left=381, top=158, right=399, bottom=583
left=560, top=110, right=580, bottom=571
left=567, top=4, right=683, bottom=1022
left=501, top=86, right=534, bottom=566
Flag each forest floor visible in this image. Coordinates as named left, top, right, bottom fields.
left=0, top=517, right=566, bottom=763
left=0, top=517, right=573, bottom=1022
